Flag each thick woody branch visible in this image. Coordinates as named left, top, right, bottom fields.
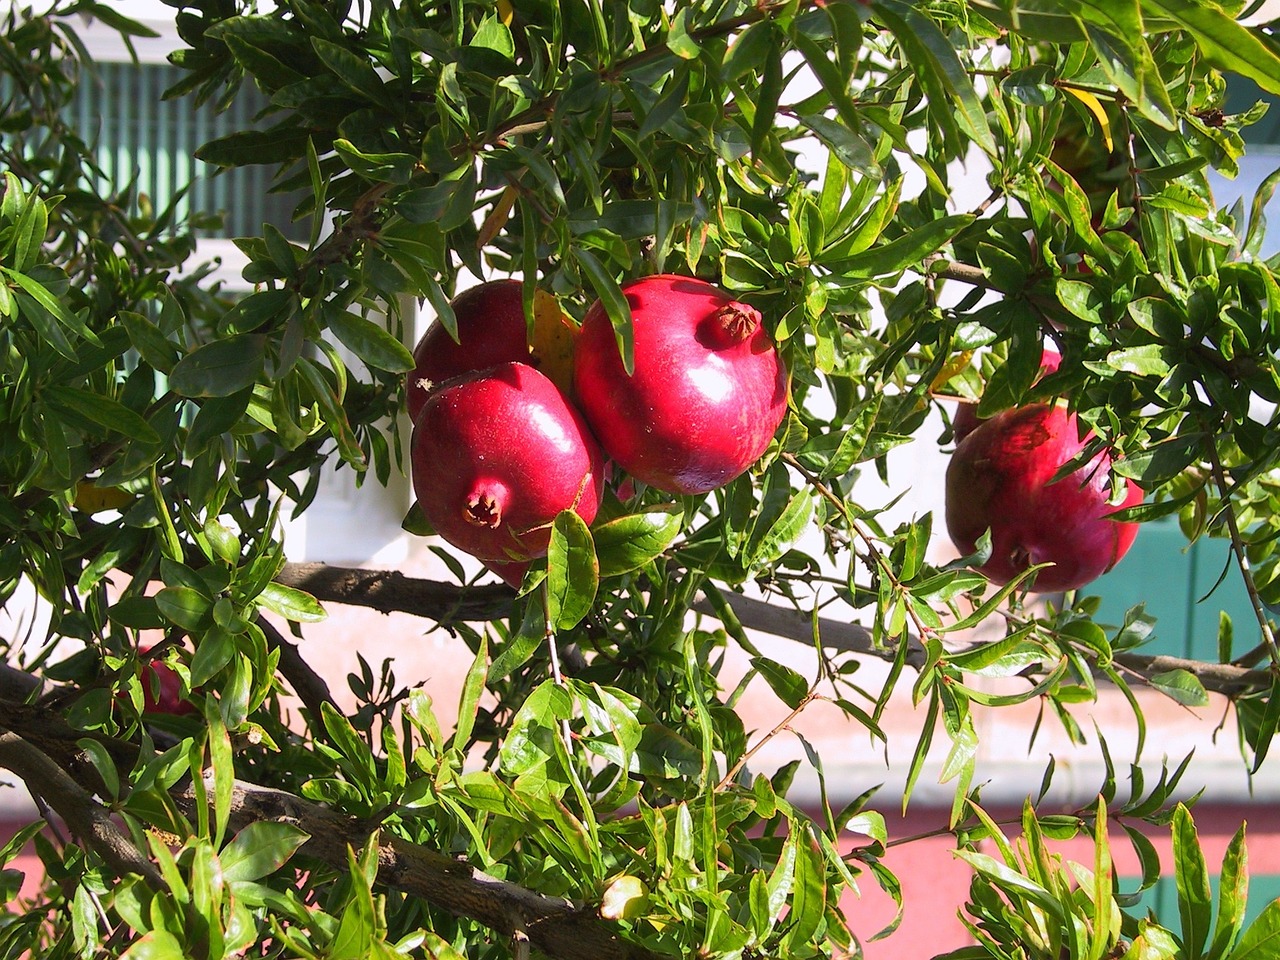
left=172, top=773, right=665, bottom=960
left=0, top=728, right=165, bottom=891
left=276, top=562, right=514, bottom=623
left=272, top=564, right=1272, bottom=697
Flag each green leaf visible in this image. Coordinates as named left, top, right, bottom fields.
left=546, top=511, right=597, bottom=631
left=784, top=825, right=827, bottom=950
left=326, top=308, right=415, bottom=373
left=170, top=335, right=266, bottom=398
left=1228, top=899, right=1280, bottom=960
left=592, top=505, right=683, bottom=577
left=750, top=656, right=810, bottom=710
left=155, top=586, right=211, bottom=631
left=311, top=37, right=391, bottom=107
left=255, top=582, right=327, bottom=623
left=452, top=636, right=488, bottom=750
left=120, top=930, right=185, bottom=960
left=221, top=822, right=309, bottom=884
left=1173, top=804, right=1212, bottom=960
left=574, top=247, right=633, bottom=375
left=44, top=385, right=161, bottom=444
left=824, top=215, right=974, bottom=279
left=1150, top=670, right=1209, bottom=707
left=1144, top=0, right=1280, bottom=97
left=1209, top=824, right=1249, bottom=960
left=872, top=0, right=996, bottom=156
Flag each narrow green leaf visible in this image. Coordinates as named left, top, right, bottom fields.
left=1173, top=804, right=1212, bottom=960
left=452, top=636, right=488, bottom=750
left=873, top=0, right=996, bottom=155
left=221, top=822, right=310, bottom=884
left=170, top=335, right=267, bottom=398
left=256, top=582, right=327, bottom=623
left=44, top=386, right=160, bottom=444
left=155, top=586, right=210, bottom=631
left=574, top=247, right=633, bottom=374
left=546, top=510, right=597, bottom=631
left=592, top=506, right=683, bottom=577
left=1209, top=824, right=1249, bottom=960
left=825, top=215, right=974, bottom=279
left=1227, top=899, right=1280, bottom=960
left=326, top=308, right=414, bottom=373
left=750, top=657, right=810, bottom=710
left=1150, top=670, right=1210, bottom=707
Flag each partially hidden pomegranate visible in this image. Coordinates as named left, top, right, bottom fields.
left=573, top=275, right=788, bottom=495
left=945, top=402, right=1142, bottom=593
left=407, top=280, right=578, bottom=424
left=411, top=362, right=604, bottom=562
left=953, top=348, right=1061, bottom=445
left=128, top=647, right=196, bottom=717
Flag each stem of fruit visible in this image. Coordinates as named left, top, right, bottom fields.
left=541, top=586, right=574, bottom=750
left=781, top=452, right=936, bottom=644
left=1207, top=437, right=1280, bottom=671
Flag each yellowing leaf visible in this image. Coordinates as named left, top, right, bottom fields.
left=74, top=481, right=135, bottom=515
left=530, top=288, right=577, bottom=395
left=1062, top=86, right=1114, bottom=152
left=497, top=0, right=513, bottom=25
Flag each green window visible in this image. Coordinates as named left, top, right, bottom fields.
left=1129, top=871, right=1280, bottom=929
left=1090, top=519, right=1256, bottom=660
left=3, top=59, right=302, bottom=239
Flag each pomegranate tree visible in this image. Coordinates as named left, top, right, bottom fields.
left=410, top=362, right=604, bottom=562
left=945, top=402, right=1142, bottom=593
left=573, top=275, right=788, bottom=495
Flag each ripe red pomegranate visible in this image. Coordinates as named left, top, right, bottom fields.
left=945, top=403, right=1142, bottom=593
left=953, top=348, right=1061, bottom=445
left=573, top=275, right=788, bottom=495
left=407, top=280, right=531, bottom=424
left=411, top=362, right=604, bottom=561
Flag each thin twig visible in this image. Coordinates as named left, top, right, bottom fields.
left=716, top=691, right=819, bottom=791
left=1206, top=436, right=1280, bottom=670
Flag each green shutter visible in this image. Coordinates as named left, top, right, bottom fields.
left=1091, top=518, right=1258, bottom=660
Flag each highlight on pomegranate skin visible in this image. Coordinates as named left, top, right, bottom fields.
left=573, top=274, right=789, bottom=495
left=945, top=402, right=1142, bottom=593
left=407, top=279, right=531, bottom=424
left=410, top=362, right=604, bottom=562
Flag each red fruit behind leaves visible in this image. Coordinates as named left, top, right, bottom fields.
left=945, top=403, right=1142, bottom=593
left=410, top=362, right=604, bottom=562
left=573, top=275, right=788, bottom=495
left=138, top=651, right=196, bottom=716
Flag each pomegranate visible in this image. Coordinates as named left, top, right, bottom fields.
left=573, top=275, right=788, bottom=495
left=407, top=280, right=578, bottom=423
left=953, top=348, right=1061, bottom=445
left=410, top=362, right=604, bottom=561
left=407, top=280, right=530, bottom=423
left=130, top=648, right=196, bottom=716
left=945, top=402, right=1142, bottom=593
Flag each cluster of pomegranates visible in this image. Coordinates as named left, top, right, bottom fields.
left=406, top=276, right=789, bottom=584
left=944, top=350, right=1143, bottom=593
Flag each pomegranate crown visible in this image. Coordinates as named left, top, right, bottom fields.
left=707, top=300, right=762, bottom=347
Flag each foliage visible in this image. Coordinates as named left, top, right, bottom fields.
left=3, top=0, right=1280, bottom=957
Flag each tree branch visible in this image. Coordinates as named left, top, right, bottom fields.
left=0, top=728, right=166, bottom=891
left=173, top=773, right=667, bottom=960
left=272, top=564, right=1272, bottom=697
